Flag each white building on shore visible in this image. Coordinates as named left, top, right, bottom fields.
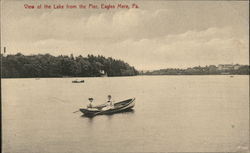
left=218, top=64, right=241, bottom=71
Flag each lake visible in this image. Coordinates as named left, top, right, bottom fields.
left=2, top=75, right=249, bottom=152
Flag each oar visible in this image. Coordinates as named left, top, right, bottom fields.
left=73, top=110, right=80, bottom=113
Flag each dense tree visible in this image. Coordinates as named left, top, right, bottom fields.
left=1, top=53, right=138, bottom=78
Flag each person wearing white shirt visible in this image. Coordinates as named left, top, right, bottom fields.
left=103, top=95, right=114, bottom=110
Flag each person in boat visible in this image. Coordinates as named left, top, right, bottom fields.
left=106, top=95, right=114, bottom=108
left=87, top=98, right=94, bottom=108
left=101, top=95, right=114, bottom=111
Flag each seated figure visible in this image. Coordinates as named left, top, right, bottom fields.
left=102, top=95, right=114, bottom=110
left=87, top=98, right=94, bottom=108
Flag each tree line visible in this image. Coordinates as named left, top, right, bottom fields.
left=141, top=65, right=249, bottom=75
left=1, top=53, right=139, bottom=78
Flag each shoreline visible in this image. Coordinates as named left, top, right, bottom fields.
left=1, top=74, right=249, bottom=79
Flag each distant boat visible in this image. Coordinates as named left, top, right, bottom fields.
left=79, top=98, right=135, bottom=117
left=72, top=80, right=84, bottom=83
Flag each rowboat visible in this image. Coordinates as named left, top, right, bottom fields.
left=72, top=80, right=84, bottom=83
left=80, top=98, right=135, bottom=116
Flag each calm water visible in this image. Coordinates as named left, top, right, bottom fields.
left=2, top=76, right=249, bottom=152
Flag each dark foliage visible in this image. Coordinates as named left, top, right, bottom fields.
left=141, top=65, right=250, bottom=75
left=1, top=53, right=138, bottom=78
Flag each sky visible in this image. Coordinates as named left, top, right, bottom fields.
left=1, top=0, right=249, bottom=70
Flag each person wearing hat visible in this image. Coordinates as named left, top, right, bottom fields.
left=87, top=98, right=94, bottom=108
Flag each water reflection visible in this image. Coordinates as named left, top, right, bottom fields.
left=80, top=109, right=135, bottom=130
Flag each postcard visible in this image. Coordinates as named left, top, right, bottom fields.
left=1, top=0, right=249, bottom=152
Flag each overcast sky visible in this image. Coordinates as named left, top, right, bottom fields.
left=1, top=0, right=249, bottom=70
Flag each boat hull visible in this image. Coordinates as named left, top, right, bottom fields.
left=80, top=98, right=135, bottom=116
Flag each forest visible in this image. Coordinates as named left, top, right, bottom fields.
left=1, top=53, right=139, bottom=78
left=141, top=65, right=250, bottom=75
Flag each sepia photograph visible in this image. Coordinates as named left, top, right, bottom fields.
left=1, top=0, right=249, bottom=152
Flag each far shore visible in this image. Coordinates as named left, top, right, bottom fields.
left=1, top=74, right=249, bottom=79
